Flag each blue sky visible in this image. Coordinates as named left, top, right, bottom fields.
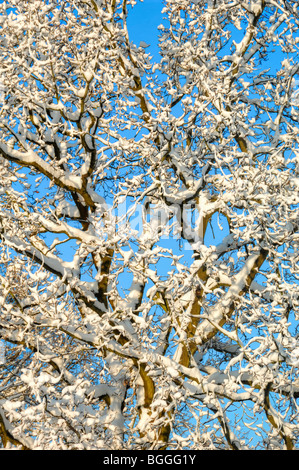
left=127, top=0, right=163, bottom=59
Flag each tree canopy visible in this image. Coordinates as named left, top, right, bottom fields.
left=0, top=0, right=299, bottom=450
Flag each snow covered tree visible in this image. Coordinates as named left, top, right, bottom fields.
left=0, top=0, right=299, bottom=450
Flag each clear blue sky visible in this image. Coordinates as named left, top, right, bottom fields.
left=127, top=1, right=163, bottom=59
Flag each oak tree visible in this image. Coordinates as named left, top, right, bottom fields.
left=0, top=0, right=299, bottom=450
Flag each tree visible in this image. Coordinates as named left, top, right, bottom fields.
left=0, top=0, right=298, bottom=450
